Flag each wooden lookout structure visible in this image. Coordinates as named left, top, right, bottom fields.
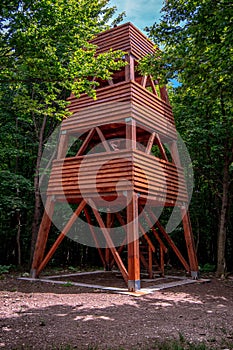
left=31, top=23, right=199, bottom=291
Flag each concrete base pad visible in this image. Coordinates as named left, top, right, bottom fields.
left=18, top=271, right=210, bottom=296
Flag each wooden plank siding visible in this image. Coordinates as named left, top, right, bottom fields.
left=64, top=81, right=176, bottom=141
left=90, top=22, right=156, bottom=59
left=46, top=150, right=188, bottom=205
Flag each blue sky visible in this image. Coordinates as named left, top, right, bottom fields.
left=109, top=0, right=164, bottom=31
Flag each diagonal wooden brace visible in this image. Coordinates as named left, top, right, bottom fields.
left=88, top=199, right=129, bottom=284
left=36, top=199, right=86, bottom=276
left=147, top=207, right=190, bottom=272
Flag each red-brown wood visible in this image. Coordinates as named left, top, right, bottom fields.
left=83, top=206, right=106, bottom=268
left=181, top=207, right=199, bottom=277
left=89, top=199, right=129, bottom=283
left=31, top=22, right=198, bottom=290
left=127, top=191, right=140, bottom=291
left=31, top=196, right=55, bottom=277
left=147, top=207, right=190, bottom=272
left=37, top=199, right=86, bottom=276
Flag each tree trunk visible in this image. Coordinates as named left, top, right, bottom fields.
left=30, top=115, right=47, bottom=263
left=216, top=158, right=230, bottom=277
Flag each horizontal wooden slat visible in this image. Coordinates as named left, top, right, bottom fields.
left=90, top=22, right=155, bottom=59
left=63, top=82, right=176, bottom=141
left=47, top=150, right=188, bottom=204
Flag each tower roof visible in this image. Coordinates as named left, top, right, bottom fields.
left=91, top=22, right=156, bottom=59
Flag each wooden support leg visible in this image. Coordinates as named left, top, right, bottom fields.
left=181, top=207, right=199, bottom=279
left=139, top=222, right=155, bottom=253
left=105, top=212, right=112, bottom=271
left=83, top=207, right=106, bottom=269
left=160, top=245, right=165, bottom=277
left=147, top=208, right=190, bottom=272
left=140, top=207, right=167, bottom=254
left=36, top=199, right=86, bottom=276
left=127, top=192, right=140, bottom=291
left=31, top=196, right=55, bottom=278
left=88, top=199, right=129, bottom=284
left=148, top=246, right=153, bottom=279
left=109, top=212, right=128, bottom=269
left=140, top=251, right=149, bottom=271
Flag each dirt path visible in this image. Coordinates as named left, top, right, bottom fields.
left=0, top=275, right=233, bottom=349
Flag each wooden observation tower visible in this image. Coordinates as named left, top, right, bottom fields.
left=31, top=23, right=198, bottom=291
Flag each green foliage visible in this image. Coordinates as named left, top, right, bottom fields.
left=140, top=0, right=233, bottom=96
left=62, top=281, right=74, bottom=287
left=0, top=265, right=14, bottom=274
left=200, top=263, right=216, bottom=273
left=139, top=0, right=233, bottom=271
left=0, top=0, right=126, bottom=121
left=0, top=0, right=126, bottom=266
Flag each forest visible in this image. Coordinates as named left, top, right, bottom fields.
left=0, top=0, right=232, bottom=278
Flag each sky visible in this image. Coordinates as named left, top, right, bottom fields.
left=109, top=0, right=164, bottom=32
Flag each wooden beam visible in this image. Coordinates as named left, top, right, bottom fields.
left=36, top=199, right=86, bottom=276
left=83, top=206, right=106, bottom=269
left=147, top=207, right=190, bottom=272
left=126, top=118, right=137, bottom=150
left=156, top=133, right=169, bottom=161
left=105, top=212, right=112, bottom=270
left=148, top=75, right=158, bottom=96
left=148, top=246, right=153, bottom=279
left=138, top=222, right=156, bottom=252
left=127, top=191, right=140, bottom=291
left=145, top=132, right=156, bottom=154
left=159, top=85, right=169, bottom=104
left=160, top=245, right=165, bottom=276
left=108, top=212, right=128, bottom=269
left=76, top=128, right=95, bottom=157
left=57, top=133, right=68, bottom=159
left=95, top=127, right=111, bottom=152
left=110, top=238, right=127, bottom=270
left=181, top=206, right=199, bottom=278
left=140, top=251, right=149, bottom=270
left=107, top=79, right=114, bottom=86
left=125, top=54, right=135, bottom=81
left=141, top=75, right=148, bottom=88
left=31, top=196, right=55, bottom=277
left=168, top=141, right=181, bottom=166
left=88, top=199, right=129, bottom=283
left=140, top=207, right=168, bottom=253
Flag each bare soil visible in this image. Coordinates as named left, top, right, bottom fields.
left=0, top=272, right=233, bottom=350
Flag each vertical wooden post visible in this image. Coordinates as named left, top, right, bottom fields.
left=57, top=131, right=68, bottom=159
left=105, top=212, right=112, bottom=271
left=127, top=191, right=140, bottom=291
left=169, top=141, right=199, bottom=278
left=148, top=246, right=153, bottom=279
left=160, top=245, right=165, bottom=277
left=31, top=196, right=55, bottom=278
left=168, top=141, right=181, bottom=166
left=126, top=118, right=136, bottom=150
left=125, top=54, right=135, bottom=81
left=181, top=206, right=199, bottom=279
left=125, top=117, right=140, bottom=291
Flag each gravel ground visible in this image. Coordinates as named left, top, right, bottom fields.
left=0, top=274, right=233, bottom=349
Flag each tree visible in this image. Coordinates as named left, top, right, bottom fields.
left=0, top=0, right=125, bottom=263
left=139, top=0, right=233, bottom=276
